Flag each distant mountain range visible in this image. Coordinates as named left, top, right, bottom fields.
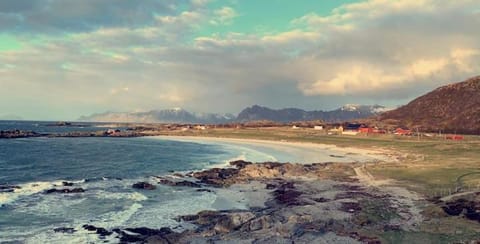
left=378, top=75, right=480, bottom=134
left=78, top=104, right=388, bottom=124
left=78, top=108, right=236, bottom=124
left=237, top=105, right=388, bottom=123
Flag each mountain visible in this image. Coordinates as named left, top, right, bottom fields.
left=237, top=104, right=387, bottom=123
left=378, top=76, right=480, bottom=134
left=78, top=108, right=235, bottom=124
left=79, top=104, right=386, bottom=124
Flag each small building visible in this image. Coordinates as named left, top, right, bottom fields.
left=314, top=125, right=324, bottom=130
left=292, top=125, right=300, bottom=129
left=342, top=123, right=362, bottom=135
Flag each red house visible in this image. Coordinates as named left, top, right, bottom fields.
left=446, top=135, right=464, bottom=140
left=395, top=128, right=412, bottom=135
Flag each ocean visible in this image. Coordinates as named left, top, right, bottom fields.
left=0, top=121, right=279, bottom=243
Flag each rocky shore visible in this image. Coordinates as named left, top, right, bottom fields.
left=44, top=160, right=455, bottom=243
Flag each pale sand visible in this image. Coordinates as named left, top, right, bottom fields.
left=152, top=135, right=397, bottom=164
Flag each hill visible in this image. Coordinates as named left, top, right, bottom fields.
left=378, top=76, right=480, bottom=134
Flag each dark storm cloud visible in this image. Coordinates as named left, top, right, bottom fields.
left=0, top=0, right=185, bottom=32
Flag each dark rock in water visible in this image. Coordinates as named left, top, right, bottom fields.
left=132, top=182, right=156, bottom=190
left=62, top=181, right=74, bottom=186
left=0, top=130, right=42, bottom=139
left=175, top=180, right=202, bottom=188
left=229, top=160, right=253, bottom=169
left=196, top=188, right=213, bottom=193
left=82, top=225, right=112, bottom=236
left=158, top=179, right=202, bottom=188
left=0, top=185, right=21, bottom=193
left=44, top=188, right=85, bottom=194
left=54, top=227, right=77, bottom=234
left=173, top=173, right=184, bottom=178
left=119, top=227, right=180, bottom=243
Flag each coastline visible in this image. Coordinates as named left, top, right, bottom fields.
left=151, top=135, right=397, bottom=164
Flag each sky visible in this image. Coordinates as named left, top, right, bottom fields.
left=0, top=0, right=479, bottom=120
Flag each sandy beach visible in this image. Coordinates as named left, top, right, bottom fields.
left=152, top=135, right=397, bottom=164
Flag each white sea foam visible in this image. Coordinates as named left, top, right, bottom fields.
left=95, top=191, right=148, bottom=201
left=0, top=180, right=64, bottom=205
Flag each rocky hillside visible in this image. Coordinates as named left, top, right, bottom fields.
left=237, top=105, right=387, bottom=123
left=378, top=76, right=480, bottom=134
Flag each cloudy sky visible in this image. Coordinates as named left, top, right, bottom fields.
left=0, top=0, right=479, bottom=120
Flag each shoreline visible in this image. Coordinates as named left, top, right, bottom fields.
left=151, top=135, right=398, bottom=164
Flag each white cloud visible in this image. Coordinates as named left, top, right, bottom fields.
left=1, top=0, right=480, bottom=119
left=210, top=7, right=238, bottom=25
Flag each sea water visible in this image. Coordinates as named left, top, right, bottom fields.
left=0, top=121, right=279, bottom=243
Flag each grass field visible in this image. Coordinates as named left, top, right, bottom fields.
left=158, top=127, right=480, bottom=197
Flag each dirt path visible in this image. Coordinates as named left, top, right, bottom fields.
left=354, top=164, right=424, bottom=231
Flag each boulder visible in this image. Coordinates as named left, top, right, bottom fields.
left=132, top=182, right=156, bottom=190
left=54, top=227, right=76, bottom=234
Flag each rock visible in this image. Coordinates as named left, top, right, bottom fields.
left=272, top=182, right=306, bottom=206
left=175, top=180, right=202, bottom=188
left=173, top=173, right=184, bottom=178
left=158, top=179, right=201, bottom=188
left=214, top=212, right=256, bottom=233
left=229, top=160, right=253, bottom=169
left=442, top=198, right=480, bottom=222
left=0, top=185, right=21, bottom=193
left=62, top=181, right=74, bottom=186
left=54, top=227, right=76, bottom=234
left=0, top=130, right=41, bottom=139
left=119, top=227, right=181, bottom=243
left=248, top=216, right=273, bottom=231
left=132, top=182, right=156, bottom=190
left=265, top=183, right=277, bottom=190
left=82, top=225, right=112, bottom=236
left=196, top=188, right=213, bottom=193
left=44, top=188, right=85, bottom=194
left=193, top=168, right=240, bottom=186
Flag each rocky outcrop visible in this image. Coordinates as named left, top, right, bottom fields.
left=190, top=161, right=356, bottom=187
left=157, top=178, right=202, bottom=188
left=0, top=130, right=43, bottom=139
left=0, top=185, right=21, bottom=193
left=44, top=188, right=85, bottom=194
left=132, top=182, right=156, bottom=190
